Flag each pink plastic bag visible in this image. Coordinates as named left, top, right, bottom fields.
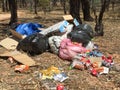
left=59, top=39, right=87, bottom=60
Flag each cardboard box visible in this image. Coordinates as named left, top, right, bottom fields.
left=0, top=51, right=36, bottom=66
left=63, top=15, right=73, bottom=21
left=0, top=37, right=18, bottom=50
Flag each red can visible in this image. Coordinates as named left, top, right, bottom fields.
left=57, top=84, right=64, bottom=90
left=15, top=65, right=29, bottom=73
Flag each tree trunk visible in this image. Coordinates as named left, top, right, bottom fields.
left=34, top=0, right=38, bottom=14
left=5, top=0, right=9, bottom=11
left=2, top=0, right=5, bottom=12
left=8, top=0, right=18, bottom=25
left=52, top=0, right=57, bottom=6
left=63, top=0, right=67, bottom=14
left=69, top=0, right=82, bottom=24
left=81, top=0, right=91, bottom=19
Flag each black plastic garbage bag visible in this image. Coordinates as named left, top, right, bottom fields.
left=73, top=24, right=94, bottom=38
left=67, top=24, right=94, bottom=47
left=67, top=30, right=91, bottom=47
left=17, top=33, right=50, bottom=55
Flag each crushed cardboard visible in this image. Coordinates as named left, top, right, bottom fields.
left=0, top=37, right=18, bottom=50
left=0, top=50, right=36, bottom=66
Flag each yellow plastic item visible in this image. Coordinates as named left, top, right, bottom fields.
left=40, top=66, right=60, bottom=79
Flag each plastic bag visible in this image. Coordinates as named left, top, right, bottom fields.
left=67, top=24, right=94, bottom=47
left=73, top=24, right=94, bottom=38
left=17, top=33, right=50, bottom=55
left=59, top=39, right=87, bottom=60
left=16, top=23, right=43, bottom=36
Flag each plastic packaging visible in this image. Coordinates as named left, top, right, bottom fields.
left=102, top=56, right=114, bottom=67
left=15, top=65, right=29, bottom=72
left=71, top=60, right=85, bottom=70
left=53, top=72, right=69, bottom=82
left=89, top=50, right=103, bottom=57
left=85, top=41, right=94, bottom=51
left=40, top=66, right=60, bottom=79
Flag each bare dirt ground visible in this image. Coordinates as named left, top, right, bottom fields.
left=0, top=7, right=120, bottom=90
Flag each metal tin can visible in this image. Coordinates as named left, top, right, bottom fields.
left=15, top=65, right=29, bottom=72
left=57, top=84, right=64, bottom=90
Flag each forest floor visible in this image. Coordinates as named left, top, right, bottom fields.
left=0, top=7, right=120, bottom=90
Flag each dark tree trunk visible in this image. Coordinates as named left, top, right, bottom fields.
left=63, top=0, right=66, bottom=14
left=8, top=0, right=18, bottom=25
left=106, top=0, right=110, bottom=11
left=111, top=0, right=115, bottom=11
left=19, top=0, right=22, bottom=8
left=34, top=0, right=38, bottom=14
left=52, top=0, right=57, bottom=6
left=22, top=0, right=27, bottom=8
left=2, top=0, right=5, bottom=12
left=81, top=0, right=91, bottom=20
left=19, top=0, right=27, bottom=8
left=98, top=0, right=108, bottom=23
left=101, top=0, right=110, bottom=11
left=5, top=0, right=9, bottom=11
left=94, top=0, right=108, bottom=36
left=61, top=0, right=67, bottom=14
left=69, top=0, right=82, bottom=24
left=2, top=0, right=9, bottom=12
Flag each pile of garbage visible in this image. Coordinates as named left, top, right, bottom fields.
left=0, top=15, right=114, bottom=77
left=16, top=15, right=94, bottom=57
left=70, top=50, right=114, bottom=77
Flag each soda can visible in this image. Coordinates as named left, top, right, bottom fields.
left=15, top=65, right=29, bottom=73
left=56, top=84, right=64, bottom=90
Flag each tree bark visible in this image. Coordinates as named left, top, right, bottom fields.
left=34, top=0, right=38, bottom=14
left=69, top=0, right=82, bottom=24
left=5, top=0, right=9, bottom=11
left=81, top=0, right=91, bottom=20
left=2, top=0, right=5, bottom=12
left=61, top=0, right=67, bottom=14
left=63, top=0, right=67, bottom=14
left=8, top=0, right=18, bottom=25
